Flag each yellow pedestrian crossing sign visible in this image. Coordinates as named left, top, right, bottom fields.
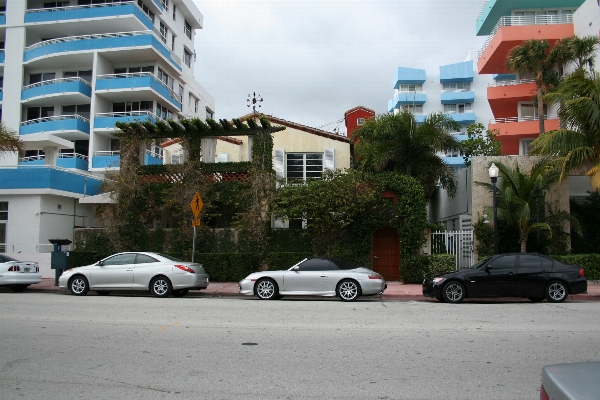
left=190, top=192, right=203, bottom=219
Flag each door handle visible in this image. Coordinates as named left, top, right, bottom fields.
left=321, top=275, right=326, bottom=278
left=508, top=272, right=514, bottom=276
left=126, top=268, right=133, bottom=271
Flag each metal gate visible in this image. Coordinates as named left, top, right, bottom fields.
left=431, top=230, right=474, bottom=270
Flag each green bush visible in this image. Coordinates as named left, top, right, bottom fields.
left=401, top=254, right=456, bottom=284
left=68, top=251, right=110, bottom=268
left=195, top=253, right=260, bottom=282
left=265, top=252, right=313, bottom=270
left=551, top=254, right=600, bottom=280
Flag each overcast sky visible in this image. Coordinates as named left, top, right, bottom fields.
left=193, top=0, right=488, bottom=134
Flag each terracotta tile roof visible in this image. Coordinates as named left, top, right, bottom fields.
left=240, top=113, right=352, bottom=143
left=344, top=106, right=375, bottom=116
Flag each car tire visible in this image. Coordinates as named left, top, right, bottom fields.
left=255, top=278, right=278, bottom=300
left=150, top=276, right=173, bottom=298
left=96, top=291, right=111, bottom=296
left=337, top=279, right=361, bottom=302
left=69, top=276, right=90, bottom=296
left=172, top=289, right=189, bottom=298
left=528, top=297, right=544, bottom=302
left=546, top=280, right=568, bottom=303
left=10, top=285, right=28, bottom=292
left=442, top=281, right=465, bottom=303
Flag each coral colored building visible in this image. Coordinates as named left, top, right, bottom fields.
left=476, top=0, right=585, bottom=155
left=344, top=106, right=375, bottom=138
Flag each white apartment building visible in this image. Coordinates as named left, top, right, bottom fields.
left=0, top=0, right=215, bottom=274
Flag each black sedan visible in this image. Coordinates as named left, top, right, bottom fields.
left=422, top=253, right=587, bottom=303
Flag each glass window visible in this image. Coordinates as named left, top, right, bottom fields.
left=159, top=22, right=167, bottom=43
left=541, top=256, right=553, bottom=270
left=0, top=202, right=7, bottom=220
left=519, top=254, right=541, bottom=270
left=286, top=153, right=323, bottom=181
left=184, top=20, right=192, bottom=39
left=102, top=253, right=137, bottom=266
left=136, top=254, right=159, bottom=264
left=183, top=50, right=191, bottom=67
left=489, top=255, right=517, bottom=270
left=298, top=258, right=338, bottom=271
left=357, top=118, right=365, bottom=126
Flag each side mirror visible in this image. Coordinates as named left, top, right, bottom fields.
left=485, top=265, right=492, bottom=272
left=291, top=266, right=299, bottom=271
left=96, top=260, right=104, bottom=266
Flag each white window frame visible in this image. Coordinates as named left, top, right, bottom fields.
left=285, top=152, right=324, bottom=182
left=520, top=139, right=535, bottom=155
left=357, top=118, right=365, bottom=126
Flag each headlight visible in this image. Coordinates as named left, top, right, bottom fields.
left=432, top=277, right=446, bottom=285
left=61, top=269, right=73, bottom=276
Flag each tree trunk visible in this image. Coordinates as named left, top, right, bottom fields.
left=521, top=239, right=527, bottom=253
left=537, top=86, right=545, bottom=134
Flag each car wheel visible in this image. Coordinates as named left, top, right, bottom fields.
left=150, top=276, right=173, bottom=298
left=337, top=279, right=361, bottom=302
left=442, top=281, right=465, bottom=303
left=172, top=289, right=189, bottom=298
left=96, top=291, right=111, bottom=296
left=255, top=278, right=278, bottom=300
left=528, top=297, right=544, bottom=302
left=546, top=281, right=568, bottom=303
left=69, top=276, right=90, bottom=296
left=10, top=285, right=28, bottom=292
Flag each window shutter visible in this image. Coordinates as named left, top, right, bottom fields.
left=324, top=148, right=335, bottom=172
left=274, top=149, right=285, bottom=180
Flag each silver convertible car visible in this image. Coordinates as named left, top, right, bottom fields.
left=239, top=257, right=387, bottom=301
left=59, top=252, right=209, bottom=298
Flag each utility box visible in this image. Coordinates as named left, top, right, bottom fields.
left=49, top=239, right=72, bottom=286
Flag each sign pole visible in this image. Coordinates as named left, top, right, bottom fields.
left=192, top=226, right=197, bottom=263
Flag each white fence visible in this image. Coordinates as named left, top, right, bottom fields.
left=431, top=230, right=474, bottom=270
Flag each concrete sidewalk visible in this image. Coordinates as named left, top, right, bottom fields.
left=18, top=278, right=600, bottom=301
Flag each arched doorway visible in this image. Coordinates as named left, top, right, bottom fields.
left=371, top=228, right=400, bottom=281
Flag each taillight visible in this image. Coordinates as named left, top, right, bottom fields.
left=174, top=264, right=195, bottom=273
left=8, top=265, right=20, bottom=272
left=580, top=268, right=584, bottom=277
left=540, top=385, right=549, bottom=400
left=368, top=275, right=383, bottom=280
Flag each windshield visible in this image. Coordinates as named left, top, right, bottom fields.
left=469, top=257, right=491, bottom=270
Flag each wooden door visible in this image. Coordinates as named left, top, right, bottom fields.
left=371, top=228, right=400, bottom=281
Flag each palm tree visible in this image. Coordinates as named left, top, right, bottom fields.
left=476, top=161, right=580, bottom=252
left=352, top=110, right=461, bottom=198
left=531, top=71, right=600, bottom=189
left=506, top=39, right=558, bottom=134
left=551, top=35, right=599, bottom=73
left=0, top=122, right=24, bottom=156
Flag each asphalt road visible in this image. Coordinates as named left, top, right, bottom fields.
left=1, top=293, right=599, bottom=400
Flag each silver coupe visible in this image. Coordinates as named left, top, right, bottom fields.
left=239, top=257, right=386, bottom=301
left=59, top=252, right=209, bottom=297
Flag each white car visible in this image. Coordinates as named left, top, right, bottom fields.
left=59, top=252, right=209, bottom=298
left=0, top=254, right=42, bottom=292
left=239, top=257, right=387, bottom=301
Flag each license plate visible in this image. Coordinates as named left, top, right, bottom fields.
left=24, top=268, right=31, bottom=272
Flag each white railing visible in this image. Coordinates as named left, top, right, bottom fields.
left=95, top=111, right=164, bottom=121
left=441, top=88, right=471, bottom=93
left=97, top=72, right=180, bottom=103
left=478, top=14, right=573, bottom=59
left=431, top=230, right=474, bottom=270
left=19, top=155, right=45, bottom=162
left=25, top=30, right=152, bottom=51
left=489, top=78, right=536, bottom=87
left=20, top=114, right=90, bottom=126
left=145, top=149, right=164, bottom=160
left=23, top=77, right=91, bottom=91
left=27, top=1, right=137, bottom=13
left=59, top=152, right=89, bottom=161
left=396, top=90, right=426, bottom=95
left=491, top=113, right=558, bottom=124
left=94, top=150, right=120, bottom=157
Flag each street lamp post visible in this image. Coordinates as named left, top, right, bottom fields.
left=488, top=163, right=499, bottom=255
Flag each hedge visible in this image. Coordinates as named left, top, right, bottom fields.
left=402, top=254, right=456, bottom=284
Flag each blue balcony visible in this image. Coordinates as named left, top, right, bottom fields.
left=96, top=74, right=182, bottom=109
left=22, top=78, right=92, bottom=102
left=392, top=67, right=426, bottom=89
left=144, top=153, right=163, bottom=165
left=440, top=91, right=475, bottom=104
left=19, top=154, right=90, bottom=171
left=25, top=3, right=153, bottom=29
left=92, top=152, right=120, bottom=168
left=20, top=116, right=90, bottom=138
left=440, top=61, right=474, bottom=83
left=447, top=112, right=476, bottom=124
left=0, top=91, right=3, bottom=102
left=442, top=156, right=466, bottom=167
left=0, top=50, right=4, bottom=64
left=389, top=92, right=427, bottom=111
left=24, top=32, right=182, bottom=71
left=94, top=112, right=162, bottom=130
left=0, top=13, right=5, bottom=25
left=0, top=166, right=102, bottom=195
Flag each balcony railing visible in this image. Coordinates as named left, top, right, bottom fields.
left=23, top=77, right=91, bottom=91
left=19, top=153, right=89, bottom=162
left=21, top=114, right=90, bottom=126
left=489, top=78, right=536, bottom=87
left=491, top=114, right=559, bottom=124
left=94, top=150, right=121, bottom=157
left=95, top=111, right=164, bottom=121
left=97, top=72, right=179, bottom=106
left=27, top=1, right=136, bottom=13
left=145, top=149, right=163, bottom=160
left=478, top=14, right=573, bottom=59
